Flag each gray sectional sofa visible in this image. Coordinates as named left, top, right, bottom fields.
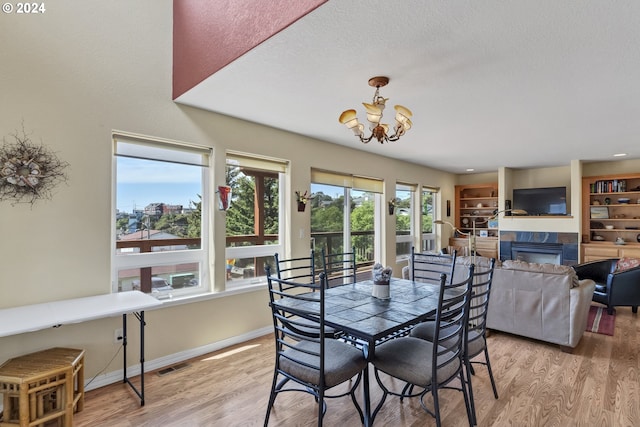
left=403, top=256, right=596, bottom=349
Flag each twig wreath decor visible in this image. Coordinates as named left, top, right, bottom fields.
left=0, top=126, right=69, bottom=206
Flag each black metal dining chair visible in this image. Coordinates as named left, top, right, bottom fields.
left=274, top=250, right=318, bottom=285
left=264, top=272, right=367, bottom=427
left=370, top=264, right=475, bottom=427
left=409, top=246, right=458, bottom=284
left=321, top=246, right=357, bottom=288
left=266, top=265, right=341, bottom=340
left=410, top=257, right=498, bottom=425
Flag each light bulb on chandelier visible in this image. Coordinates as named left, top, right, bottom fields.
left=339, top=76, right=413, bottom=144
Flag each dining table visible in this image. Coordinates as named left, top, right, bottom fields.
left=321, top=277, right=448, bottom=426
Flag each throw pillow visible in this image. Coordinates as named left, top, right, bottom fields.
left=616, top=257, right=640, bottom=272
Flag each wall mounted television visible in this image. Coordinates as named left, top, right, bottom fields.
left=512, top=187, right=567, bottom=216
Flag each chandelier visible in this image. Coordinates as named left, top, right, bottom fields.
left=339, top=76, right=413, bottom=144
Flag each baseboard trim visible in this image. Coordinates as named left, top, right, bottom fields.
left=84, top=326, right=272, bottom=391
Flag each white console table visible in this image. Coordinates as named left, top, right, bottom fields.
left=0, top=291, right=161, bottom=405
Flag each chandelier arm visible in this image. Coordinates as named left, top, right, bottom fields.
left=359, top=134, right=374, bottom=144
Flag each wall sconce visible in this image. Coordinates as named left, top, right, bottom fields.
left=388, top=199, right=397, bottom=215
left=217, top=185, right=231, bottom=211
left=296, top=190, right=310, bottom=212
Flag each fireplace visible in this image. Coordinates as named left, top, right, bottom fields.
left=511, top=242, right=564, bottom=264
left=499, top=231, right=579, bottom=266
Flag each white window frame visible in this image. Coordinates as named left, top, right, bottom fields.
left=421, top=186, right=438, bottom=252
left=310, top=169, right=382, bottom=267
left=395, top=182, right=417, bottom=261
left=224, top=153, right=287, bottom=289
left=112, top=132, right=211, bottom=299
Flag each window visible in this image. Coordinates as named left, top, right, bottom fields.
left=395, top=183, right=416, bottom=259
left=225, top=153, right=287, bottom=289
left=310, top=169, right=381, bottom=272
left=421, top=187, right=437, bottom=252
left=113, top=133, right=210, bottom=298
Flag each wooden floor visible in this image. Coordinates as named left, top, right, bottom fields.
left=73, top=307, right=640, bottom=426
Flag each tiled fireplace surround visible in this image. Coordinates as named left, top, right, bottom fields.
left=499, top=231, right=579, bottom=266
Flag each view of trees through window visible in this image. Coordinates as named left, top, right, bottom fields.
left=395, top=188, right=412, bottom=257
left=224, top=159, right=282, bottom=285
left=310, top=184, right=376, bottom=270
left=422, top=189, right=436, bottom=251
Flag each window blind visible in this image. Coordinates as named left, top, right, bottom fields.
left=114, top=132, right=210, bottom=167
left=311, top=169, right=383, bottom=193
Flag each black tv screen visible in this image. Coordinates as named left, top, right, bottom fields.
left=513, top=187, right=567, bottom=215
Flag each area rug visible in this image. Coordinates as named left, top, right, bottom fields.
left=586, top=305, right=615, bottom=336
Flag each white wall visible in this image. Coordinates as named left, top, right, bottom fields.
left=0, top=0, right=455, bottom=381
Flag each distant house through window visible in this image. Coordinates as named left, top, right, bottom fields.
left=113, top=133, right=210, bottom=298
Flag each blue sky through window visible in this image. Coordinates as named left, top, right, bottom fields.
left=117, top=157, right=201, bottom=212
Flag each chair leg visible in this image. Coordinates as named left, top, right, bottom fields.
left=608, top=306, right=615, bottom=315
left=484, top=348, right=499, bottom=400
left=264, top=370, right=279, bottom=427
left=633, top=306, right=638, bottom=314
left=465, top=358, right=477, bottom=425
left=431, top=387, right=442, bottom=427
left=459, top=370, right=474, bottom=427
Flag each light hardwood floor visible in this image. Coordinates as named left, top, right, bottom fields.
left=73, top=307, right=640, bottom=426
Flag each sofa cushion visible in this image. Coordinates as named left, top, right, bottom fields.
left=616, top=257, right=640, bottom=272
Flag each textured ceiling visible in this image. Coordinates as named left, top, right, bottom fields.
left=174, top=0, right=640, bottom=174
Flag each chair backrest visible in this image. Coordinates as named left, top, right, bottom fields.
left=266, top=271, right=327, bottom=400
left=466, top=258, right=497, bottom=356
left=321, top=247, right=357, bottom=287
left=274, top=251, right=317, bottom=285
left=431, top=264, right=475, bottom=385
left=410, top=246, right=457, bottom=284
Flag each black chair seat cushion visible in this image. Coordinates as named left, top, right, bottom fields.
left=286, top=316, right=340, bottom=339
left=373, top=337, right=459, bottom=387
left=280, top=339, right=366, bottom=388
left=410, top=322, right=486, bottom=358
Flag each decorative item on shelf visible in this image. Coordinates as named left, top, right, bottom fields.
left=371, top=263, right=392, bottom=299
left=618, top=198, right=630, bottom=204
left=593, top=200, right=601, bottom=205
left=0, top=124, right=69, bottom=206
left=590, top=206, right=609, bottom=219
left=615, top=237, right=626, bottom=245
left=217, top=185, right=231, bottom=211
left=592, top=234, right=605, bottom=241
left=605, top=225, right=614, bottom=230
left=388, top=198, right=397, bottom=215
left=604, top=197, right=611, bottom=205
left=637, top=234, right=640, bottom=243
left=338, top=76, right=413, bottom=144
left=590, top=221, right=605, bottom=229
left=295, top=190, right=310, bottom=212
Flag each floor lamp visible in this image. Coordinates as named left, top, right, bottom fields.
left=436, top=209, right=527, bottom=263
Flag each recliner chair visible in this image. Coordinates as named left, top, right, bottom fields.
left=573, top=258, right=640, bottom=315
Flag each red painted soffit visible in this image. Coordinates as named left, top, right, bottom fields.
left=173, top=0, right=327, bottom=100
